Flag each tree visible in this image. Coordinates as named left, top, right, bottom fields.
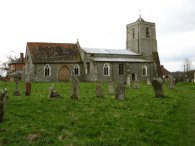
left=0, top=62, right=8, bottom=77
left=0, top=53, right=19, bottom=77
left=183, top=58, right=193, bottom=82
left=183, top=58, right=192, bottom=73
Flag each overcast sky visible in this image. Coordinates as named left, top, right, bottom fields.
left=0, top=0, right=195, bottom=72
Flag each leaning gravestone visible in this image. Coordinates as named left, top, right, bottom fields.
left=115, top=83, right=125, bottom=100
left=96, top=84, right=104, bottom=97
left=70, top=77, right=80, bottom=99
left=0, top=88, right=8, bottom=122
left=49, top=84, right=60, bottom=98
left=13, top=78, right=20, bottom=96
left=25, top=81, right=31, bottom=96
left=108, top=80, right=115, bottom=95
left=152, top=79, right=164, bottom=97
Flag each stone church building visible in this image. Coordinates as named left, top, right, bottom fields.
left=25, top=16, right=161, bottom=82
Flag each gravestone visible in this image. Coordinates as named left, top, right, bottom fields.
left=115, top=83, right=125, bottom=100
left=108, top=80, right=115, bottom=95
left=0, top=88, right=8, bottom=122
left=167, top=75, right=175, bottom=89
left=96, top=84, right=104, bottom=97
left=152, top=79, right=164, bottom=97
left=71, top=77, right=80, bottom=99
left=49, top=84, right=60, bottom=98
left=25, top=81, right=31, bottom=96
left=13, top=78, right=20, bottom=96
left=133, top=80, right=139, bottom=89
left=147, top=78, right=151, bottom=85
left=126, top=74, right=131, bottom=86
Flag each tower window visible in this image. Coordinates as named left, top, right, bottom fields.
left=142, top=65, right=147, bottom=76
left=74, top=64, right=80, bottom=76
left=119, top=64, right=124, bottom=75
left=103, top=63, right=110, bottom=76
left=44, top=64, right=51, bottom=76
left=132, top=28, right=135, bottom=39
left=146, top=27, right=150, bottom=38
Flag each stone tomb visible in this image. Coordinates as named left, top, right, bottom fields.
left=115, top=83, right=125, bottom=100
left=25, top=81, right=31, bottom=96
left=108, top=80, right=115, bottom=95
left=0, top=88, right=8, bottom=122
left=71, top=77, right=80, bottom=99
left=96, top=84, right=104, bottom=97
left=152, top=78, right=164, bottom=97
left=49, top=84, right=61, bottom=98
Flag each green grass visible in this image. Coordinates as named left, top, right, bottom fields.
left=0, top=81, right=194, bottom=146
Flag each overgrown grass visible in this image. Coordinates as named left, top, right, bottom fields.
left=0, top=81, right=194, bottom=146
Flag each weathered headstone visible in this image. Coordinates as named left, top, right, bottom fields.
left=152, top=79, right=164, bottom=97
left=133, top=80, right=139, bottom=89
left=96, top=84, right=104, bottom=97
left=49, top=84, right=60, bottom=98
left=25, top=81, right=31, bottom=96
left=0, top=88, right=8, bottom=122
left=13, top=78, right=20, bottom=96
left=71, top=77, right=80, bottom=99
left=147, top=78, right=151, bottom=85
left=108, top=80, right=115, bottom=95
left=115, top=83, right=125, bottom=100
left=167, top=75, right=175, bottom=89
left=126, top=74, right=131, bottom=86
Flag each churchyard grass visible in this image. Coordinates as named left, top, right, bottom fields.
left=0, top=81, right=194, bottom=146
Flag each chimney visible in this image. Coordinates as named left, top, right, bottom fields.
left=20, top=53, right=24, bottom=62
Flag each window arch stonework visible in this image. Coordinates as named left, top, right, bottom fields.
left=142, top=65, right=147, bottom=76
left=74, top=64, right=80, bottom=76
left=44, top=64, right=51, bottom=77
left=103, top=63, right=110, bottom=76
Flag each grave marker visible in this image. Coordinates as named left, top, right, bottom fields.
left=115, top=83, right=125, bottom=100
left=108, top=80, right=115, bottom=95
left=96, top=84, right=104, bottom=97
left=25, top=81, right=31, bottom=96
left=0, top=88, right=8, bottom=122
left=71, top=77, right=80, bottom=99
left=49, top=84, right=61, bottom=98
left=152, top=79, right=164, bottom=97
left=13, top=78, right=20, bottom=96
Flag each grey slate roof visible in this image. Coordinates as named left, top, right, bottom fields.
left=82, top=48, right=138, bottom=55
left=91, top=57, right=152, bottom=63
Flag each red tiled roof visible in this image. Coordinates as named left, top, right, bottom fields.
left=27, top=42, right=82, bottom=63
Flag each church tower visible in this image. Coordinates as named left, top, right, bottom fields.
left=126, top=16, right=157, bottom=60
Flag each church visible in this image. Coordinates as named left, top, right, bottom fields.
left=24, top=16, right=161, bottom=82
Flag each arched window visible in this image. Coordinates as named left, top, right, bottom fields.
left=103, top=63, right=110, bottom=76
left=74, top=64, right=80, bottom=76
left=132, top=28, right=135, bottom=39
left=44, top=64, right=51, bottom=76
left=142, top=65, right=147, bottom=76
left=146, top=27, right=150, bottom=38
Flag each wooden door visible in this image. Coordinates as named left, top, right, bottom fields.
left=58, top=65, right=71, bottom=81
